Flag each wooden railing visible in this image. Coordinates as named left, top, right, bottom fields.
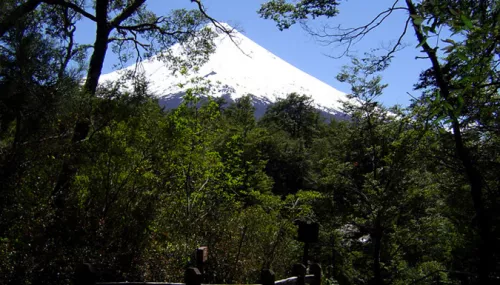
left=74, top=263, right=322, bottom=285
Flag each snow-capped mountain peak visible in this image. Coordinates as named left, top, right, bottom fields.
left=100, top=23, right=350, bottom=117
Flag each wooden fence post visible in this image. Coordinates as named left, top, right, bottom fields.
left=309, top=263, right=322, bottom=285
left=74, top=263, right=96, bottom=285
left=196, top=246, right=208, bottom=277
left=292, top=263, right=306, bottom=285
left=185, top=267, right=202, bottom=285
left=261, top=269, right=275, bottom=285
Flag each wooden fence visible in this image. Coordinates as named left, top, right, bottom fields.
left=74, top=263, right=322, bottom=285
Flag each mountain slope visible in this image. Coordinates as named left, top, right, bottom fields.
left=100, top=23, right=350, bottom=117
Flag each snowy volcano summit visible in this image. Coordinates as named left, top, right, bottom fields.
left=100, top=23, right=349, bottom=118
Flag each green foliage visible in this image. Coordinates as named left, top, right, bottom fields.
left=259, top=0, right=341, bottom=30
left=1, top=0, right=500, bottom=284
left=259, top=0, right=500, bottom=283
left=261, top=93, right=322, bottom=142
left=309, top=57, right=457, bottom=284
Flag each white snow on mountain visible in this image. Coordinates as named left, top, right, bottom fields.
left=100, top=23, right=350, bottom=116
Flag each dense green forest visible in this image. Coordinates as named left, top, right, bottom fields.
left=1, top=0, right=499, bottom=284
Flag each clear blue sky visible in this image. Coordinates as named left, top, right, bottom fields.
left=76, top=0, right=432, bottom=107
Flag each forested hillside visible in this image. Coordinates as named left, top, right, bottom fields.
left=1, top=1, right=499, bottom=285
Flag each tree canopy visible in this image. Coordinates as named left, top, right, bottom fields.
left=1, top=1, right=499, bottom=284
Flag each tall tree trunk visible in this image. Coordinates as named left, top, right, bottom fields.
left=406, top=1, right=492, bottom=283
left=52, top=0, right=111, bottom=204
left=372, top=220, right=382, bottom=285
left=52, top=0, right=150, bottom=204
left=82, top=23, right=111, bottom=96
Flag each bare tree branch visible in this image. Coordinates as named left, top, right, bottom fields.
left=377, top=15, right=411, bottom=65
left=116, top=21, right=191, bottom=37
left=43, top=0, right=97, bottom=22
left=117, top=21, right=165, bottom=32
left=108, top=36, right=150, bottom=49
left=302, top=0, right=407, bottom=58
left=191, top=0, right=250, bottom=57
left=191, top=0, right=232, bottom=35
left=57, top=4, right=78, bottom=79
left=109, top=0, right=146, bottom=28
